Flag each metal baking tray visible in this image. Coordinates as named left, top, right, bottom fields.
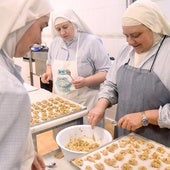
left=71, top=133, right=170, bottom=170
left=30, top=96, right=87, bottom=127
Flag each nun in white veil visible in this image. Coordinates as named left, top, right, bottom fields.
left=0, top=0, right=52, bottom=169
left=41, top=9, right=111, bottom=130
left=88, top=0, right=170, bottom=147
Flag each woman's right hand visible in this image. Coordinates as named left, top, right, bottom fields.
left=88, top=98, right=110, bottom=128
left=41, top=73, right=51, bottom=84
left=31, top=152, right=45, bottom=170
left=88, top=106, right=105, bottom=129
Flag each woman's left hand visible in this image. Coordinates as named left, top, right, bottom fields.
left=31, top=152, right=45, bottom=170
left=118, top=112, right=143, bottom=131
left=72, top=76, right=86, bottom=89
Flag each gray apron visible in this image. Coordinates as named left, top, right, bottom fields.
left=115, top=36, right=170, bottom=146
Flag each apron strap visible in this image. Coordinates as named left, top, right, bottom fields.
left=150, top=35, right=166, bottom=71
left=75, top=32, right=80, bottom=61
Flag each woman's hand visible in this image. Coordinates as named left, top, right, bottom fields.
left=88, top=98, right=110, bottom=128
left=41, top=65, right=52, bottom=84
left=118, top=109, right=159, bottom=131
left=118, top=112, right=142, bottom=131
left=41, top=73, right=51, bottom=84
left=88, top=106, right=105, bottom=128
left=72, top=76, right=86, bottom=89
left=72, top=72, right=107, bottom=89
left=31, top=152, right=45, bottom=170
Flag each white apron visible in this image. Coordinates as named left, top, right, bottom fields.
left=115, top=36, right=170, bottom=146
left=52, top=34, right=99, bottom=111
left=51, top=34, right=101, bottom=126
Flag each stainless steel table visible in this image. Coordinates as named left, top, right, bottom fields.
left=43, top=150, right=78, bottom=170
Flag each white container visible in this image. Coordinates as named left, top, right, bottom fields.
left=56, top=125, right=112, bottom=161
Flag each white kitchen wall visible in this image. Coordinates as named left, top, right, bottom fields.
left=154, top=0, right=170, bottom=19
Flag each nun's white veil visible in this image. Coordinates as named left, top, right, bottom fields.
left=122, top=0, right=170, bottom=36
left=0, top=0, right=52, bottom=58
left=50, top=9, right=92, bottom=38
left=122, top=0, right=170, bottom=62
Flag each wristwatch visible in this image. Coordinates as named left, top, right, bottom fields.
left=141, top=111, right=149, bottom=126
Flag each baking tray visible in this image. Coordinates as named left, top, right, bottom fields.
left=30, top=96, right=87, bottom=127
left=71, top=133, right=170, bottom=170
